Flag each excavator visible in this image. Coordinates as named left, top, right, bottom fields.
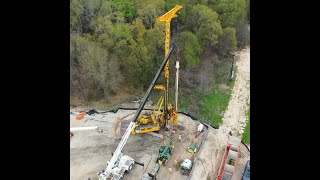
left=132, top=5, right=183, bottom=135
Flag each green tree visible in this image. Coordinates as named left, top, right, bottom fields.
left=190, top=0, right=208, bottom=5
left=112, top=0, right=136, bottom=22
left=187, top=4, right=223, bottom=47
left=126, top=18, right=155, bottom=86
left=217, top=27, right=237, bottom=55
left=145, top=22, right=165, bottom=51
left=92, top=16, right=114, bottom=49
left=111, top=24, right=133, bottom=60
left=73, top=36, right=123, bottom=98
left=235, top=22, right=250, bottom=48
left=177, top=31, right=202, bottom=68
left=135, top=0, right=165, bottom=29
left=216, top=0, right=247, bottom=27
left=83, top=44, right=122, bottom=98
left=70, top=0, right=102, bottom=34
left=97, top=0, right=112, bottom=17
left=164, top=0, right=191, bottom=25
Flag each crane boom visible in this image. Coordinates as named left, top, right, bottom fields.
left=98, top=45, right=176, bottom=180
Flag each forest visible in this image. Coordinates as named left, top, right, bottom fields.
left=70, top=0, right=250, bottom=126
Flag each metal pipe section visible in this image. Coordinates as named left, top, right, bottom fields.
left=70, top=126, right=99, bottom=131
left=175, top=60, right=179, bottom=111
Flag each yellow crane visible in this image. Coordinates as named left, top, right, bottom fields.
left=132, top=5, right=182, bottom=134
left=156, top=4, right=182, bottom=127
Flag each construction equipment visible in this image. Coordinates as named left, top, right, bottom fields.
left=156, top=4, right=182, bottom=127
left=180, top=159, right=192, bottom=175
left=132, top=96, right=164, bottom=134
left=142, top=163, right=160, bottom=180
left=75, top=111, right=86, bottom=120
left=242, top=160, right=250, bottom=180
left=195, top=123, right=204, bottom=137
left=97, top=45, right=176, bottom=180
left=217, top=136, right=241, bottom=180
left=133, top=5, right=182, bottom=134
left=187, top=142, right=197, bottom=154
left=157, top=140, right=174, bottom=166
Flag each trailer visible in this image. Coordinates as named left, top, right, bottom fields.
left=217, top=136, right=241, bottom=180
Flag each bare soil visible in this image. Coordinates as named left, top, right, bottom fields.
left=70, top=110, right=207, bottom=180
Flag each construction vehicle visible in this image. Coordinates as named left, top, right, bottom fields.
left=195, top=123, right=204, bottom=138
left=187, top=142, right=197, bottom=154
left=217, top=136, right=241, bottom=180
left=97, top=45, right=176, bottom=180
left=157, top=140, right=174, bottom=166
left=132, top=96, right=164, bottom=134
left=141, top=163, right=160, bottom=180
left=133, top=5, right=183, bottom=134
left=180, top=159, right=192, bottom=175
left=242, top=160, right=250, bottom=180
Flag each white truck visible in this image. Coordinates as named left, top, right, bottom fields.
left=97, top=122, right=136, bottom=180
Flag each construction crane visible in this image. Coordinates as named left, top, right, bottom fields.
left=97, top=45, right=176, bottom=180
left=157, top=4, right=182, bottom=127
left=132, top=5, right=182, bottom=134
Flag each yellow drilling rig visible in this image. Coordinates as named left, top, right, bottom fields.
left=132, top=5, right=182, bottom=134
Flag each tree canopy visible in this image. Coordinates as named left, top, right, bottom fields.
left=70, top=0, right=249, bottom=101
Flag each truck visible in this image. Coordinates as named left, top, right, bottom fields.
left=180, top=159, right=192, bottom=175
left=141, top=163, right=160, bottom=180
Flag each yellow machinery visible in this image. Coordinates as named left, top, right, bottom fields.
left=132, top=96, right=164, bottom=134
left=157, top=4, right=182, bottom=127
left=187, top=142, right=197, bottom=154
left=133, top=5, right=182, bottom=134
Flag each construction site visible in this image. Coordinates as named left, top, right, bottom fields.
left=70, top=4, right=250, bottom=180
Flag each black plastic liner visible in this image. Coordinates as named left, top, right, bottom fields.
left=83, top=107, right=250, bottom=152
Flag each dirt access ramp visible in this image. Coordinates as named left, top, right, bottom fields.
left=190, top=47, right=250, bottom=180
left=220, top=47, right=250, bottom=137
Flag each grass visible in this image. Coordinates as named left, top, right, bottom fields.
left=197, top=88, right=232, bottom=127
left=164, top=56, right=237, bottom=127
left=178, top=92, right=192, bottom=112
left=242, top=107, right=250, bottom=144
left=196, top=57, right=235, bottom=127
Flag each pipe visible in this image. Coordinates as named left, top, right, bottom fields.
left=70, top=126, right=99, bottom=131
left=175, top=60, right=180, bottom=111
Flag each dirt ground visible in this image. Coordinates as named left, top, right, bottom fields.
left=220, top=47, right=250, bottom=138
left=70, top=110, right=207, bottom=180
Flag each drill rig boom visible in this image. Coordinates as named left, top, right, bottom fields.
left=157, top=5, right=182, bottom=125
